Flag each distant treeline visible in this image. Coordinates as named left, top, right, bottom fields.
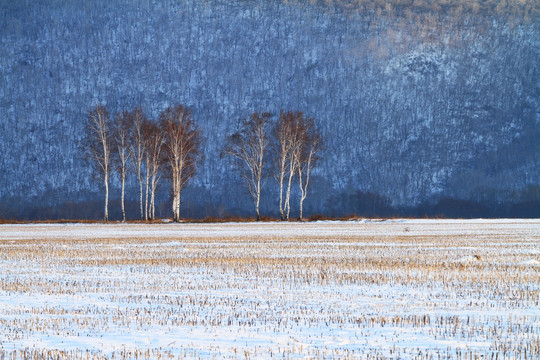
left=3, top=190, right=538, bottom=221
left=324, top=188, right=540, bottom=219
left=0, top=0, right=537, bottom=221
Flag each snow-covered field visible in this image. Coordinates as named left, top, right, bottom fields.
left=0, top=219, right=539, bottom=359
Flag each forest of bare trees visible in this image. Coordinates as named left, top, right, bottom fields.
left=2, top=0, right=538, bottom=220
left=84, top=105, right=323, bottom=222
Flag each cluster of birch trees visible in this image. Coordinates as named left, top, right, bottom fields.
left=83, top=104, right=201, bottom=222
left=222, top=111, right=322, bottom=221
left=84, top=104, right=322, bottom=222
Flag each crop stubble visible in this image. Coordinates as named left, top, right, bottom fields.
left=0, top=220, right=538, bottom=359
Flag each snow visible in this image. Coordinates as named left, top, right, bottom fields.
left=0, top=220, right=539, bottom=358
left=0, top=218, right=538, bottom=241
left=520, top=259, right=540, bottom=266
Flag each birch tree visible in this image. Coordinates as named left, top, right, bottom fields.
left=284, top=119, right=302, bottom=221
left=128, top=107, right=147, bottom=220
left=83, top=104, right=112, bottom=221
left=223, top=112, right=271, bottom=221
left=112, top=110, right=131, bottom=222
left=278, top=111, right=304, bottom=221
left=274, top=111, right=295, bottom=221
left=296, top=117, right=322, bottom=221
left=144, top=124, right=151, bottom=220
left=143, top=121, right=165, bottom=220
left=160, top=105, right=203, bottom=222
left=273, top=111, right=321, bottom=221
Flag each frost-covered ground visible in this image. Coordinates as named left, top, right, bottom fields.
left=0, top=220, right=539, bottom=359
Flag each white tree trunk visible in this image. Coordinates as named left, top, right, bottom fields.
left=172, top=193, right=178, bottom=222
left=144, top=164, right=149, bottom=221
left=138, top=174, right=143, bottom=220
left=121, top=171, right=126, bottom=222
left=285, top=167, right=294, bottom=221
left=298, top=148, right=315, bottom=222
left=278, top=172, right=285, bottom=221
left=104, top=171, right=109, bottom=222
left=150, top=175, right=156, bottom=220
left=255, top=177, right=261, bottom=221
left=298, top=169, right=305, bottom=221
left=150, top=192, right=155, bottom=220
left=176, top=190, right=181, bottom=221
left=173, top=172, right=179, bottom=222
left=299, top=196, right=304, bottom=221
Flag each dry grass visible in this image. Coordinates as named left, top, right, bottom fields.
left=0, top=221, right=539, bottom=359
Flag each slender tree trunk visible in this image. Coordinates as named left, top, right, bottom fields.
left=150, top=175, right=155, bottom=220
left=177, top=190, right=181, bottom=221
left=278, top=169, right=285, bottom=221
left=172, top=193, right=177, bottom=222
left=138, top=173, right=143, bottom=220
left=299, top=148, right=315, bottom=222
left=176, top=169, right=183, bottom=222
left=298, top=169, right=304, bottom=221
left=174, top=183, right=180, bottom=222
left=150, top=192, right=155, bottom=220
left=278, top=177, right=284, bottom=220
left=255, top=178, right=261, bottom=222
left=152, top=184, right=156, bottom=220
left=299, top=197, right=304, bottom=221
left=104, top=171, right=109, bottom=222
left=172, top=173, right=178, bottom=222
left=285, top=166, right=294, bottom=221
left=121, top=170, right=126, bottom=222
left=144, top=163, right=149, bottom=221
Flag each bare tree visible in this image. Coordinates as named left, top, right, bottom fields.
left=273, top=111, right=321, bottom=221
left=296, top=117, right=322, bottom=221
left=279, top=111, right=305, bottom=221
left=160, top=105, right=203, bottom=222
left=274, top=111, right=295, bottom=221
left=83, top=104, right=112, bottom=221
left=284, top=120, right=302, bottom=221
left=143, top=120, right=166, bottom=220
left=112, top=110, right=131, bottom=222
left=223, top=112, right=271, bottom=221
left=144, top=124, right=151, bottom=221
left=128, top=107, right=147, bottom=220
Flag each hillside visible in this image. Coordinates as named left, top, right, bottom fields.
left=0, top=0, right=538, bottom=219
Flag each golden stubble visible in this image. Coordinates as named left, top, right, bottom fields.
left=0, top=221, right=539, bottom=359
